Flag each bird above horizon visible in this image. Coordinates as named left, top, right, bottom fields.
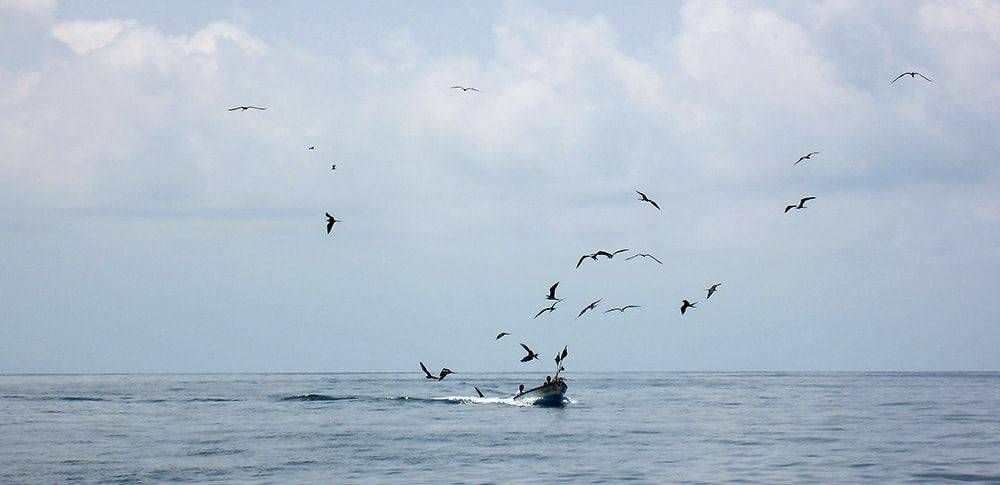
left=496, top=332, right=510, bottom=340
left=419, top=362, right=453, bottom=380
left=784, top=197, right=816, bottom=213
left=519, top=343, right=540, bottom=363
left=680, top=299, right=697, bottom=315
left=325, top=212, right=340, bottom=234
left=795, top=151, right=820, bottom=165
left=636, top=191, right=660, bottom=210
left=450, top=85, right=479, bottom=92
left=706, top=283, right=722, bottom=299
left=577, top=299, right=602, bottom=319
left=227, top=106, right=266, bottom=111
left=891, top=72, right=932, bottom=84
left=534, top=300, right=559, bottom=319
left=604, top=305, right=641, bottom=313
left=625, top=253, right=663, bottom=265
left=546, top=282, right=561, bottom=301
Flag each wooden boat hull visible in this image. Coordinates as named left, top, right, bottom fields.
left=512, top=380, right=567, bottom=406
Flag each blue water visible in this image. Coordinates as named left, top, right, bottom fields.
left=2, top=372, right=999, bottom=483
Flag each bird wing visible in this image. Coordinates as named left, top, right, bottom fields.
left=561, top=347, right=568, bottom=360
left=603, top=308, right=618, bottom=313
left=623, top=305, right=641, bottom=310
left=917, top=73, right=932, bottom=82
left=785, top=205, right=796, bottom=213
left=549, top=282, right=559, bottom=297
left=612, top=249, right=629, bottom=256
left=680, top=305, right=687, bottom=315
left=576, top=254, right=589, bottom=268
left=475, top=386, right=484, bottom=397
left=649, top=199, right=661, bottom=210
left=326, top=220, right=334, bottom=233
left=249, top=106, right=266, bottom=110
left=420, top=362, right=434, bottom=378
left=625, top=254, right=639, bottom=260
left=809, top=151, right=820, bottom=156
left=227, top=107, right=241, bottom=111
left=890, top=73, right=907, bottom=84
left=636, top=190, right=647, bottom=200
left=595, top=251, right=613, bottom=258
left=469, top=87, right=480, bottom=92
left=800, top=197, right=816, bottom=203
left=450, top=86, right=463, bottom=89
left=649, top=255, right=663, bottom=264
left=519, top=343, right=533, bottom=353
left=577, top=307, right=588, bottom=318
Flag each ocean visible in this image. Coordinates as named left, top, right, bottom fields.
left=2, top=372, right=998, bottom=483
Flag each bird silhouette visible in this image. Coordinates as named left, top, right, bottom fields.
left=520, top=343, right=540, bottom=362
left=496, top=332, right=510, bottom=340
left=474, top=386, right=485, bottom=398
left=595, top=249, right=629, bottom=259
left=534, top=300, right=559, bottom=318
left=450, top=85, right=479, bottom=92
left=706, top=283, right=722, bottom=299
left=784, top=197, right=816, bottom=213
left=420, top=362, right=453, bottom=380
left=891, top=72, right=932, bottom=84
left=795, top=151, right=820, bottom=165
left=636, top=191, right=661, bottom=210
left=330, top=164, right=336, bottom=171
left=308, top=146, right=315, bottom=150
left=227, top=106, right=266, bottom=111
left=604, top=305, right=641, bottom=313
left=577, top=299, right=602, bottom=319
left=576, top=252, right=599, bottom=268
left=625, top=253, right=663, bottom=265
left=325, top=212, right=340, bottom=234
left=546, top=282, right=561, bottom=301
left=680, top=299, right=697, bottom=315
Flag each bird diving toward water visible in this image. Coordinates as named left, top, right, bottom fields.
left=450, top=85, right=479, bottom=92
left=577, top=299, right=603, bottom=319
left=534, top=300, right=559, bottom=319
left=604, top=305, right=641, bottom=313
left=625, top=253, right=663, bottom=265
left=228, top=106, right=266, bottom=111
left=419, top=362, right=453, bottom=380
left=325, top=212, right=340, bottom=234
left=546, top=282, right=562, bottom=301
left=891, top=72, right=932, bottom=84
left=496, top=332, right=510, bottom=340
left=784, top=197, right=816, bottom=213
left=636, top=191, right=661, bottom=210
left=520, top=343, right=540, bottom=362
left=680, top=299, right=697, bottom=315
left=795, top=151, right=820, bottom=165
left=706, top=283, right=722, bottom=299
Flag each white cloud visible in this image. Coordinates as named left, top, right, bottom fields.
left=52, top=19, right=137, bottom=55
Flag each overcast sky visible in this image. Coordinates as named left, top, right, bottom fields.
left=1, top=0, right=998, bottom=373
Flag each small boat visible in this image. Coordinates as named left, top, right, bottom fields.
left=512, top=379, right=567, bottom=406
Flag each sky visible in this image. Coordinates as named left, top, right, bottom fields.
left=1, top=0, right=998, bottom=373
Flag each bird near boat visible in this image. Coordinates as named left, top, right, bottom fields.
left=325, top=212, right=340, bottom=234
left=625, top=253, right=663, bottom=265
left=636, top=190, right=661, bottom=210
left=419, top=362, right=453, bottom=380
left=450, top=85, right=479, bottom=92
left=520, top=343, right=540, bottom=362
left=496, top=332, right=510, bottom=340
left=474, top=386, right=485, bottom=398
left=784, top=197, right=816, bottom=213
left=604, top=305, right=641, bottom=313
left=706, top=283, right=722, bottom=299
left=795, top=151, right=820, bottom=165
left=546, top=282, right=561, bottom=301
left=891, top=72, right=932, bottom=84
left=595, top=249, right=629, bottom=259
left=577, top=299, right=602, bottom=319
left=534, top=300, right=559, bottom=319
left=227, top=106, right=266, bottom=111
left=680, top=299, right=697, bottom=315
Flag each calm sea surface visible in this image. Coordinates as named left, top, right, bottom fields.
left=1, top=372, right=999, bottom=483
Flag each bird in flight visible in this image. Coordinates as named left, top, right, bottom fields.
left=545, top=282, right=562, bottom=301
left=450, top=85, right=479, bottom=92
left=625, top=253, right=663, bottom=265
left=576, top=252, right=599, bottom=268
left=604, top=305, right=641, bottom=313
left=680, top=299, right=697, bottom=315
left=330, top=164, right=336, bottom=171
left=706, top=283, right=722, bottom=299
left=891, top=72, right=932, bottom=84
left=308, top=146, right=315, bottom=150
left=636, top=191, right=661, bottom=210
left=420, top=362, right=453, bottom=380
left=325, top=212, right=340, bottom=234
left=577, top=299, right=602, bottom=319
left=496, top=332, right=510, bottom=340
left=227, top=106, right=266, bottom=111
left=534, top=300, right=559, bottom=319
left=795, top=151, right=820, bottom=165
left=595, top=249, right=629, bottom=259
left=784, top=197, right=816, bottom=213
left=520, top=343, right=540, bottom=362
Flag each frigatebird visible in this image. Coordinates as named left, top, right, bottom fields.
left=795, top=151, right=819, bottom=165
left=546, top=282, right=561, bottom=301
left=450, top=85, right=479, bottom=92
left=227, top=106, right=266, bottom=111
left=520, top=343, right=540, bottom=362
left=534, top=301, right=559, bottom=318
left=496, top=332, right=510, bottom=340
left=891, top=72, right=932, bottom=84
left=419, top=362, right=453, bottom=380
left=625, top=253, right=663, bottom=264
left=636, top=190, right=660, bottom=210
left=577, top=299, right=602, bottom=319
left=604, top=305, right=641, bottom=313
left=680, top=299, right=697, bottom=315
left=325, top=212, right=340, bottom=234
left=706, top=283, right=722, bottom=299
left=784, top=197, right=816, bottom=213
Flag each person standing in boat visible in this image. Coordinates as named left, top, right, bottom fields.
left=516, top=384, right=524, bottom=396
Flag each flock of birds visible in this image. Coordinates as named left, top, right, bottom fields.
left=227, top=69, right=932, bottom=389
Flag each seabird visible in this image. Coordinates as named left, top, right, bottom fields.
left=496, top=332, right=510, bottom=340
left=227, top=106, right=267, bottom=111
left=625, top=253, right=663, bottom=265
left=576, top=252, right=599, bottom=268
left=546, top=282, right=561, bottom=301
left=330, top=164, right=336, bottom=171
left=636, top=191, right=661, bottom=210
left=784, top=196, right=816, bottom=213
left=419, top=362, right=453, bottom=380
left=308, top=146, right=315, bottom=150
left=795, top=151, right=820, bottom=165
left=706, top=283, right=722, bottom=299
left=604, top=305, right=641, bottom=313
left=520, top=343, right=540, bottom=362
left=577, top=299, right=602, bottom=319
left=534, top=301, right=559, bottom=318
left=325, top=212, right=340, bottom=234
left=450, top=85, right=479, bottom=92
left=891, top=72, right=932, bottom=84
left=680, top=299, right=697, bottom=315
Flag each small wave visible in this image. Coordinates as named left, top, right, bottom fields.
left=281, top=393, right=355, bottom=402
left=187, top=448, right=246, bottom=457
left=2, top=395, right=108, bottom=402
left=186, top=398, right=242, bottom=402
left=912, top=472, right=1000, bottom=482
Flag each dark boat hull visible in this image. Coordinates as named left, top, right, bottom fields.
left=512, top=380, right=567, bottom=406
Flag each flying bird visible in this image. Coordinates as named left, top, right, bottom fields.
left=450, top=85, right=479, bottom=92
left=636, top=191, right=661, bottom=210
left=420, top=362, right=453, bottom=380
left=890, top=72, right=932, bottom=84
left=534, top=301, right=559, bottom=319
left=330, top=164, right=336, bottom=171
left=595, top=249, right=629, bottom=259
left=576, top=252, right=599, bottom=268
left=680, top=299, right=697, bottom=315
left=308, top=146, right=315, bottom=150
left=325, top=212, right=340, bottom=234
left=519, top=343, right=540, bottom=362
left=625, top=253, right=663, bottom=265
left=604, top=305, right=641, bottom=313
left=784, top=197, right=816, bottom=213
left=706, top=283, right=722, bottom=299
left=496, top=332, right=510, bottom=340
left=795, top=151, right=820, bottom=165
left=546, top=282, right=561, bottom=301
left=227, top=106, right=266, bottom=111
left=577, top=299, right=602, bottom=319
